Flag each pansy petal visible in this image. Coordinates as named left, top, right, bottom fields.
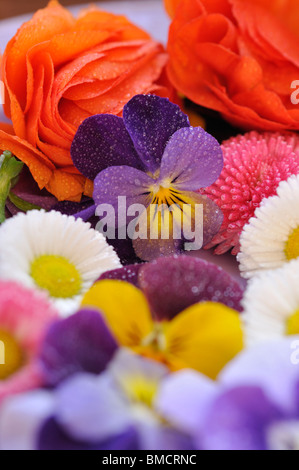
left=55, top=373, right=132, bottom=443
left=137, top=424, right=195, bottom=451
left=138, top=255, right=244, bottom=321
left=93, top=165, right=153, bottom=221
left=38, top=418, right=139, bottom=450
left=71, top=115, right=143, bottom=180
left=183, top=192, right=223, bottom=247
left=156, top=370, right=218, bottom=435
left=108, top=349, right=169, bottom=391
left=98, top=264, right=144, bottom=287
left=219, top=336, right=299, bottom=414
left=81, top=280, right=153, bottom=347
left=166, top=302, right=243, bottom=379
left=159, top=127, right=223, bottom=190
left=0, top=390, right=54, bottom=451
left=39, top=310, right=118, bottom=387
left=123, top=94, right=190, bottom=173
left=132, top=202, right=184, bottom=262
left=201, top=386, right=282, bottom=451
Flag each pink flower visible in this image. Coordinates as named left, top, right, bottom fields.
left=203, top=132, right=299, bottom=255
left=0, top=281, right=58, bottom=403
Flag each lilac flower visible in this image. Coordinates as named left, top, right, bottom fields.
left=98, top=255, right=244, bottom=317
left=71, top=95, right=223, bottom=261
left=0, top=351, right=196, bottom=450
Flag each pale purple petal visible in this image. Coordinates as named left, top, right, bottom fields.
left=39, top=310, right=118, bottom=387
left=219, top=336, right=299, bottom=414
left=71, top=115, right=143, bottom=180
left=123, top=95, right=190, bottom=173
left=108, top=349, right=169, bottom=389
left=159, top=127, right=223, bottom=190
left=137, top=424, right=195, bottom=451
left=201, top=387, right=282, bottom=450
left=55, top=373, right=132, bottom=443
left=93, top=165, right=153, bottom=220
left=138, top=255, right=244, bottom=321
left=132, top=203, right=183, bottom=262
left=0, top=390, right=54, bottom=451
left=156, top=370, right=218, bottom=435
left=189, top=192, right=223, bottom=247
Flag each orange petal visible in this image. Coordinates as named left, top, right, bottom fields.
left=45, top=168, right=85, bottom=202
left=0, top=130, right=53, bottom=188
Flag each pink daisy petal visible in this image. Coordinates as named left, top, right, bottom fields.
left=202, top=132, right=299, bottom=255
left=0, top=281, right=58, bottom=404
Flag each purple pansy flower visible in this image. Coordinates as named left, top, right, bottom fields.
left=39, top=309, right=118, bottom=387
left=71, top=95, right=223, bottom=261
left=98, top=255, right=244, bottom=317
left=0, top=351, right=195, bottom=450
left=200, top=338, right=299, bottom=450
left=155, top=337, right=299, bottom=450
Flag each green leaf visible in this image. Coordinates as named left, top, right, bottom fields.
left=0, top=151, right=24, bottom=224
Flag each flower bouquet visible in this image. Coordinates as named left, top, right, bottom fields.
left=0, top=0, right=299, bottom=451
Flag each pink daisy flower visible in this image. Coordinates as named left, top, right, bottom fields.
left=203, top=132, right=299, bottom=255
left=0, top=281, right=58, bottom=404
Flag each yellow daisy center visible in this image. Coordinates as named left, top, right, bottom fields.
left=286, top=309, right=299, bottom=335
left=30, top=255, right=82, bottom=299
left=0, top=330, right=24, bottom=380
left=285, top=227, right=299, bottom=261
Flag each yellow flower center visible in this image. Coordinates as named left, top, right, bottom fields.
left=142, top=323, right=167, bottom=351
left=151, top=182, right=186, bottom=209
left=30, top=255, right=82, bottom=299
left=286, top=309, right=299, bottom=335
left=285, top=227, right=299, bottom=261
left=0, top=330, right=24, bottom=380
left=122, top=376, right=159, bottom=408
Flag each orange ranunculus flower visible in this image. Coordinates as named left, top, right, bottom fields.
left=0, top=1, right=174, bottom=201
left=165, top=0, right=299, bottom=131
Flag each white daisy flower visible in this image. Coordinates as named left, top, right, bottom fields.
left=238, top=174, right=299, bottom=279
left=242, top=258, right=299, bottom=346
left=0, top=210, right=121, bottom=316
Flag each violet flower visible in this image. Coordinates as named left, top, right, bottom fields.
left=0, top=350, right=195, bottom=451
left=71, top=95, right=223, bottom=261
left=98, top=254, right=244, bottom=317
left=39, top=309, right=118, bottom=387
left=158, top=337, right=299, bottom=450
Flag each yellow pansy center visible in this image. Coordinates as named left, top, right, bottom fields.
left=0, top=330, right=24, bottom=380
left=151, top=182, right=186, bottom=208
left=122, top=376, right=159, bottom=408
left=142, top=323, right=167, bottom=351
left=286, top=309, right=299, bottom=335
left=285, top=227, right=299, bottom=261
left=30, top=255, right=82, bottom=299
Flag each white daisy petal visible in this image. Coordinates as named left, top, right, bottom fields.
left=0, top=210, right=121, bottom=316
left=238, top=174, right=299, bottom=279
left=242, top=258, right=299, bottom=346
